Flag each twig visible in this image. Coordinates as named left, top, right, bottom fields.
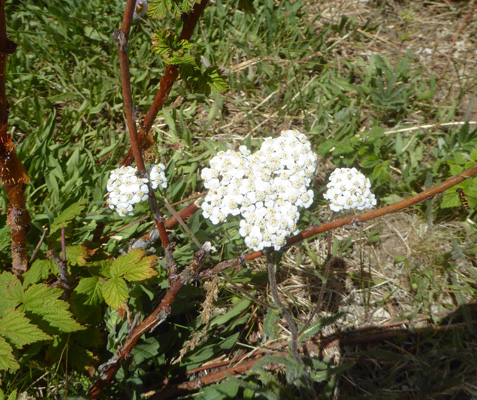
left=29, top=226, right=48, bottom=263
left=384, top=121, right=477, bottom=135
left=450, top=0, right=476, bottom=51
left=112, top=0, right=172, bottom=263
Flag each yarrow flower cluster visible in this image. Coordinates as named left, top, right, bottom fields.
left=201, top=130, right=317, bottom=251
left=323, top=167, right=376, bottom=212
left=106, top=164, right=167, bottom=217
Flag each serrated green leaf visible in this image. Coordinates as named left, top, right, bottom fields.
left=74, top=277, right=104, bottom=306
left=441, top=188, right=462, bottom=209
left=65, top=245, right=88, bottom=266
left=151, top=31, right=195, bottom=65
left=206, top=66, right=228, bottom=93
left=49, top=200, right=87, bottom=236
left=21, top=284, right=84, bottom=332
left=148, top=0, right=197, bottom=19
left=23, top=259, right=57, bottom=287
left=102, top=277, right=129, bottom=309
left=0, top=309, right=51, bottom=347
left=263, top=307, right=280, bottom=339
left=0, top=272, right=22, bottom=314
left=110, top=249, right=158, bottom=281
left=0, top=336, right=19, bottom=371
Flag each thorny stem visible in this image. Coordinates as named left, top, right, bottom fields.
left=0, top=0, right=30, bottom=275
left=113, top=0, right=171, bottom=261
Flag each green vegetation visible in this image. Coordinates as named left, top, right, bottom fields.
left=1, top=0, right=476, bottom=398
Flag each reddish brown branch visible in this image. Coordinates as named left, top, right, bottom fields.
left=0, top=0, right=31, bottom=275
left=120, top=0, right=209, bottom=167
left=113, top=0, right=171, bottom=259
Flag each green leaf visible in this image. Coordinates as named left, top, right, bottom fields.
left=148, top=0, right=197, bottom=19
left=238, top=0, right=256, bottom=13
left=298, top=312, right=345, bottom=344
left=211, top=299, right=252, bottom=327
left=263, top=307, right=280, bottom=339
left=65, top=245, right=88, bottom=266
left=0, top=272, right=22, bottom=314
left=74, top=277, right=104, bottom=306
left=0, top=336, right=18, bottom=372
left=102, top=277, right=129, bottom=309
left=23, top=259, right=57, bottom=287
left=22, top=284, right=84, bottom=332
left=0, top=309, right=51, bottom=347
left=49, top=200, right=87, bottom=236
left=110, top=249, right=158, bottom=281
left=441, top=188, right=462, bottom=209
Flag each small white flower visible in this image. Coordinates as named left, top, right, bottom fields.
left=106, top=163, right=168, bottom=217
left=323, top=168, right=376, bottom=212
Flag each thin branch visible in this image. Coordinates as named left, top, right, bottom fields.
left=113, top=0, right=172, bottom=262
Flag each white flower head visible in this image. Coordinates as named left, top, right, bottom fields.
left=323, top=168, right=376, bottom=212
left=106, top=163, right=168, bottom=217
left=200, top=129, right=318, bottom=251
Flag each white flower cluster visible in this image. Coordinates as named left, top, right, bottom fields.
left=149, top=164, right=167, bottom=190
left=323, top=168, right=376, bottom=212
left=201, top=130, right=317, bottom=252
left=106, top=164, right=167, bottom=217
